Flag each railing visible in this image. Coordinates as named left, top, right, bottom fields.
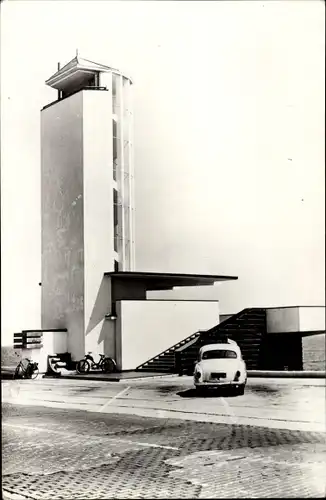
left=175, top=335, right=200, bottom=353
left=204, top=308, right=251, bottom=335
left=136, top=309, right=267, bottom=371
left=136, top=331, right=201, bottom=369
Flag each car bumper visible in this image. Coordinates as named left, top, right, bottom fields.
left=194, top=380, right=245, bottom=387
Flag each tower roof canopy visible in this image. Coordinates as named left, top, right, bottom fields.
left=106, top=271, right=238, bottom=293
left=45, top=55, right=132, bottom=91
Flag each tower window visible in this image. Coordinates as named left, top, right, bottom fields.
left=114, top=188, right=119, bottom=252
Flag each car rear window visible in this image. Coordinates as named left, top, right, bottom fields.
left=202, top=350, right=237, bottom=360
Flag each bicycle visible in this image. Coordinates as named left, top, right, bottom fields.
left=14, top=358, right=39, bottom=380
left=76, top=352, right=116, bottom=374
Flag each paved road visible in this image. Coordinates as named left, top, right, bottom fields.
left=2, top=377, right=326, bottom=499
left=2, top=376, right=325, bottom=431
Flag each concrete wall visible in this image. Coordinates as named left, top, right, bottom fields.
left=41, top=93, right=85, bottom=360
left=41, top=90, right=116, bottom=361
left=85, top=276, right=116, bottom=359
left=302, top=334, right=326, bottom=371
left=266, top=308, right=300, bottom=333
left=117, top=299, right=220, bottom=370
left=267, top=306, right=325, bottom=333
left=83, top=89, right=115, bottom=357
left=299, top=307, right=325, bottom=332
left=52, top=330, right=68, bottom=353
left=21, top=331, right=68, bottom=373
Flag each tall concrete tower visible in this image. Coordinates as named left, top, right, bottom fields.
left=41, top=55, right=135, bottom=359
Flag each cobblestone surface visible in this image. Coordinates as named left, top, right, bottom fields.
left=2, top=403, right=326, bottom=499
left=166, top=444, right=326, bottom=498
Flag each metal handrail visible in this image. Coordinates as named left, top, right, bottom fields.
left=175, top=335, right=200, bottom=353
left=136, top=331, right=201, bottom=369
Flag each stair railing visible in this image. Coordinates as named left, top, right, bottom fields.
left=175, top=335, right=200, bottom=353
left=136, top=308, right=266, bottom=371
left=135, top=331, right=201, bottom=370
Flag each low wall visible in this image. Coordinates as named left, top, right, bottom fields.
left=266, top=306, right=325, bottom=333
left=5, top=331, right=68, bottom=373
left=37, top=330, right=68, bottom=372
left=247, top=370, right=326, bottom=378
left=266, top=308, right=299, bottom=333
left=1, top=346, right=22, bottom=368
left=302, top=334, right=326, bottom=371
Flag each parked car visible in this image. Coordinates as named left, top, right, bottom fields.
left=194, top=340, right=247, bottom=395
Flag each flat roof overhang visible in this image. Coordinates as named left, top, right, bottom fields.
left=105, top=271, right=238, bottom=293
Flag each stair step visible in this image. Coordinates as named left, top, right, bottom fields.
left=236, top=345, right=261, bottom=349
left=154, top=360, right=174, bottom=365
left=230, top=337, right=262, bottom=342
left=146, top=363, right=175, bottom=369
left=236, top=315, right=265, bottom=319
left=239, top=346, right=261, bottom=350
left=145, top=367, right=175, bottom=372
left=153, top=361, right=175, bottom=366
left=222, top=328, right=262, bottom=332
left=232, top=337, right=262, bottom=340
left=137, top=367, right=174, bottom=373
left=137, top=309, right=268, bottom=372
left=144, top=360, right=175, bottom=366
left=233, top=344, right=262, bottom=348
left=140, top=361, right=174, bottom=367
left=226, top=339, right=263, bottom=342
left=240, top=344, right=261, bottom=348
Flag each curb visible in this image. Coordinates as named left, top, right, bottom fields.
left=115, top=374, right=179, bottom=382
left=43, top=373, right=178, bottom=382
left=40, top=371, right=326, bottom=382
left=247, top=370, right=326, bottom=379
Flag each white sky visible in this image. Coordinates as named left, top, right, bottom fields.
left=1, top=1, right=325, bottom=344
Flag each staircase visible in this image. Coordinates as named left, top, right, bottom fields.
left=136, top=332, right=201, bottom=373
left=136, top=308, right=267, bottom=374
left=210, top=308, right=266, bottom=369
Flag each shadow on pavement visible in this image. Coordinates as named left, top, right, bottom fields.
left=250, top=385, right=279, bottom=395
left=156, top=385, right=184, bottom=394
left=177, top=388, right=239, bottom=398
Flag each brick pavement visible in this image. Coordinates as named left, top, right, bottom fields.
left=2, top=404, right=326, bottom=499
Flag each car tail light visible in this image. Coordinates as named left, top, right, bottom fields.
left=234, top=371, right=241, bottom=381
left=195, top=371, right=201, bottom=380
